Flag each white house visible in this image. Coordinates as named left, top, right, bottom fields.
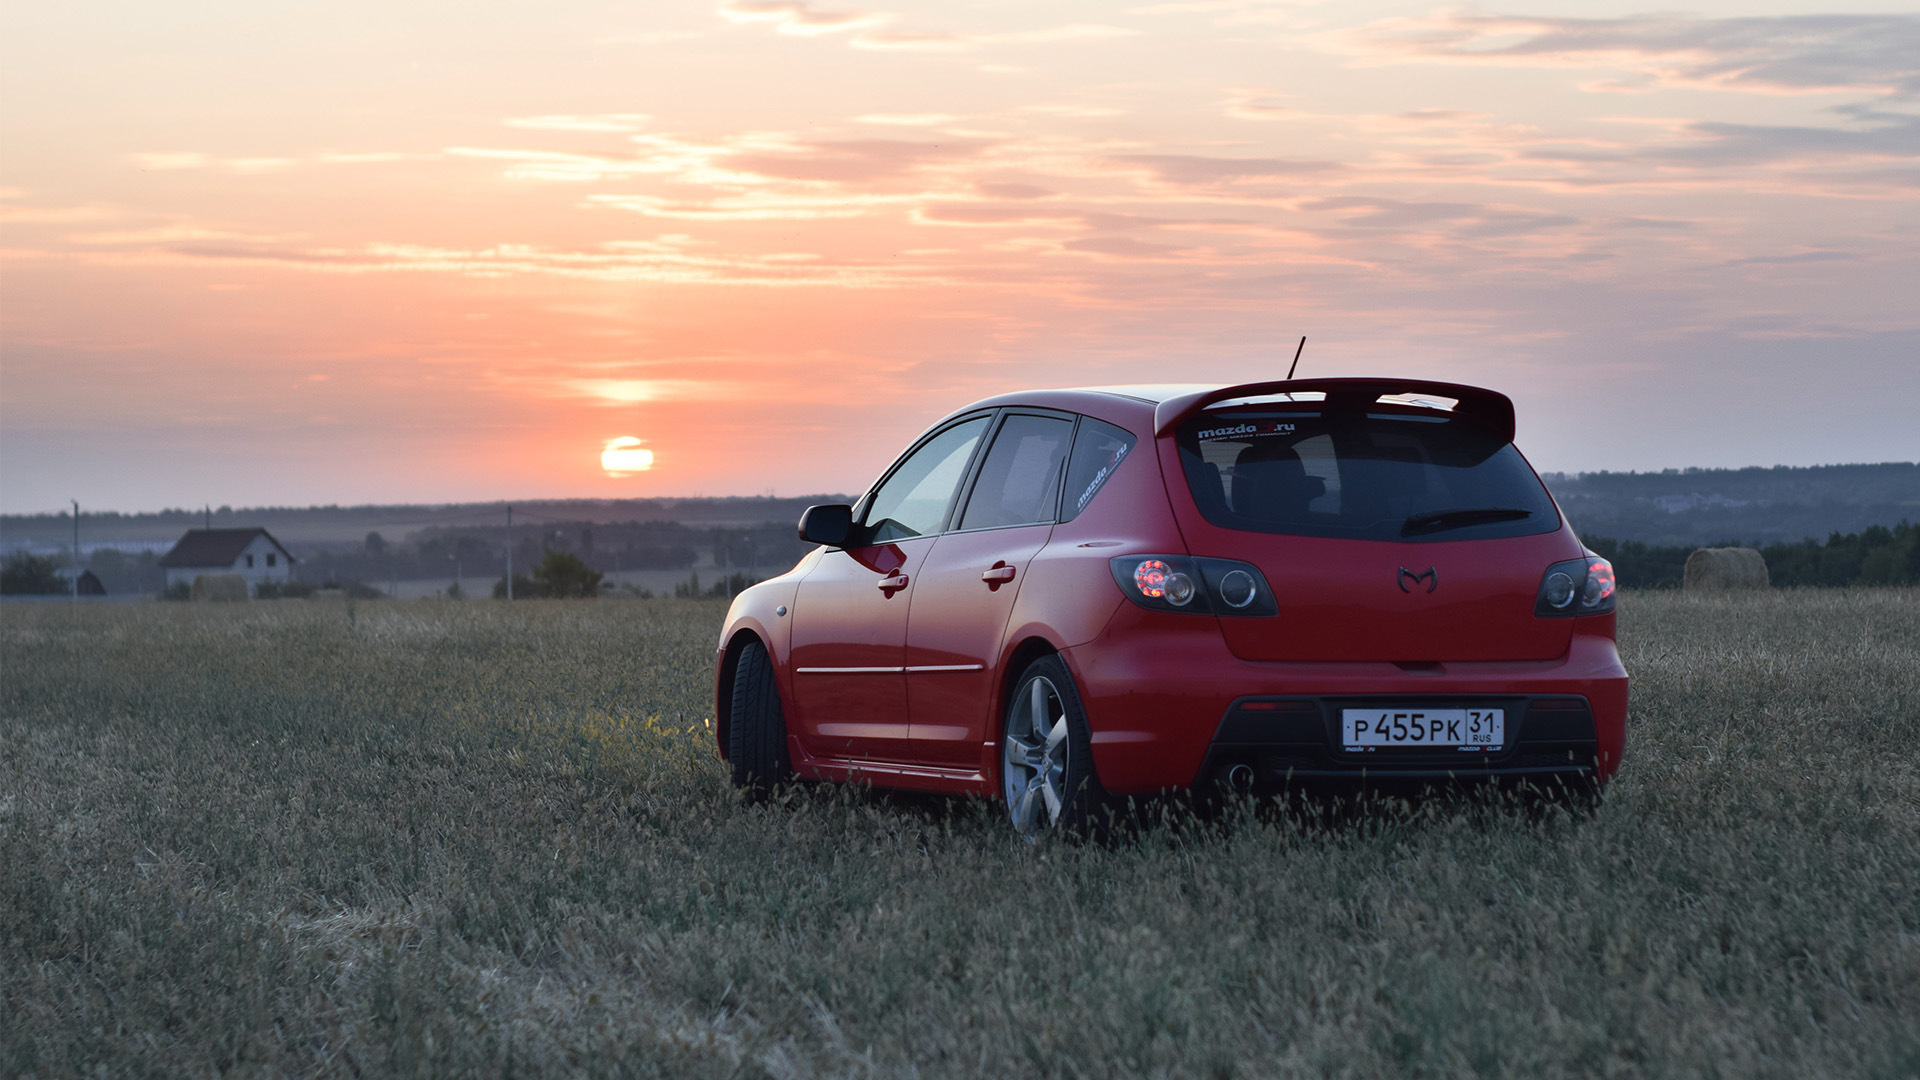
left=158, top=528, right=296, bottom=593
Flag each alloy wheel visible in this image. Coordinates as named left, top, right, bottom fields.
left=1003, top=674, right=1069, bottom=836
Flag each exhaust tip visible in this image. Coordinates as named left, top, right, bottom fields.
left=1226, top=763, right=1255, bottom=792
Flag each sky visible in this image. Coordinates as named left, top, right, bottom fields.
left=3, top=0, right=1917, bottom=514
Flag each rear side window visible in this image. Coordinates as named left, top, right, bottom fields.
left=1178, top=411, right=1557, bottom=542
left=1060, top=418, right=1137, bottom=523
left=958, top=414, right=1073, bottom=530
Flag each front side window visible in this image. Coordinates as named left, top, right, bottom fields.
left=1060, top=418, right=1137, bottom=523
left=246, top=554, right=255, bottom=568
left=862, top=415, right=991, bottom=543
left=267, top=553, right=277, bottom=567
left=958, top=414, right=1074, bottom=530
left=1178, top=410, right=1558, bottom=542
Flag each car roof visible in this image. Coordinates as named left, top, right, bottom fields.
left=955, top=384, right=1214, bottom=414
left=1060, top=384, right=1219, bottom=404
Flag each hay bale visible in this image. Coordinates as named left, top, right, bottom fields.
left=190, top=573, right=251, bottom=602
left=309, top=588, right=347, bottom=601
left=1684, top=547, right=1770, bottom=590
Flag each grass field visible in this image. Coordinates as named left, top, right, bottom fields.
left=3, top=591, right=1917, bottom=1078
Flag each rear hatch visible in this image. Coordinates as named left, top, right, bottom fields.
left=1157, top=381, right=1583, bottom=663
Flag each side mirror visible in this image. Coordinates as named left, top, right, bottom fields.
left=797, top=504, right=854, bottom=547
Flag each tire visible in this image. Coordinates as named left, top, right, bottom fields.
left=727, top=638, right=791, bottom=795
left=1001, top=655, right=1106, bottom=839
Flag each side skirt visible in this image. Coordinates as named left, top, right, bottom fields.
left=787, top=737, right=994, bottom=796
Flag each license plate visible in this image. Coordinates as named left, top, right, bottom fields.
left=1341, top=708, right=1504, bottom=751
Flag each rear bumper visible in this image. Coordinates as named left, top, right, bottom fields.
left=1061, top=611, right=1628, bottom=796
left=1197, top=694, right=1600, bottom=793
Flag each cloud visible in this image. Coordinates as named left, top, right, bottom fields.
left=853, top=24, right=1136, bottom=52
left=507, top=114, right=652, bottom=133
left=1720, top=251, right=1857, bottom=267
left=1653, top=115, right=1920, bottom=167
left=598, top=30, right=702, bottom=45
left=566, top=379, right=708, bottom=404
left=916, top=203, right=1092, bottom=228
left=1060, top=236, right=1193, bottom=259
left=164, top=243, right=365, bottom=265
left=1108, top=154, right=1347, bottom=185
left=718, top=4, right=1136, bottom=53
left=1396, top=109, right=1481, bottom=123
left=0, top=202, right=116, bottom=224
left=855, top=113, right=961, bottom=126
left=1019, top=104, right=1125, bottom=118
left=727, top=138, right=987, bottom=182
left=446, top=146, right=656, bottom=183
left=718, top=1, right=886, bottom=36
left=1128, top=1, right=1324, bottom=29
left=976, top=182, right=1055, bottom=200
left=1301, top=197, right=1580, bottom=238
left=66, top=225, right=301, bottom=246
left=130, top=151, right=419, bottom=172
left=587, top=192, right=887, bottom=221
left=131, top=153, right=211, bottom=171
left=453, top=130, right=990, bottom=190
left=58, top=237, right=972, bottom=289
left=1342, top=13, right=1920, bottom=100
left=1220, top=89, right=1298, bottom=122
left=1518, top=113, right=1920, bottom=172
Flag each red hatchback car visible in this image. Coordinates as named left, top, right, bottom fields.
left=715, top=378, right=1628, bottom=835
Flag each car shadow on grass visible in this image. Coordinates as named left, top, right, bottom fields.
left=745, top=771, right=1598, bottom=852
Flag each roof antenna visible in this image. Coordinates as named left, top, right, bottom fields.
left=1286, top=335, right=1307, bottom=380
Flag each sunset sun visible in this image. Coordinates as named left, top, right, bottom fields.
left=600, top=437, right=654, bottom=477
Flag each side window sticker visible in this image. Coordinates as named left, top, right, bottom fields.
left=1076, top=443, right=1127, bottom=513
left=1060, top=418, right=1139, bottom=522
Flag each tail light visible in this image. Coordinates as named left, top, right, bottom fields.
left=1111, top=555, right=1277, bottom=616
left=1535, top=555, right=1616, bottom=617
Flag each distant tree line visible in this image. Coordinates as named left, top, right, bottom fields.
left=1587, top=523, right=1920, bottom=589
left=1, top=552, right=65, bottom=594
left=0, top=549, right=164, bottom=595
left=294, top=519, right=806, bottom=588
left=1547, top=462, right=1919, bottom=548
left=14, top=521, right=1916, bottom=598
left=2, top=518, right=811, bottom=598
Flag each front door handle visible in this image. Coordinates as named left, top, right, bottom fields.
left=877, top=571, right=910, bottom=594
left=980, top=562, right=1016, bottom=588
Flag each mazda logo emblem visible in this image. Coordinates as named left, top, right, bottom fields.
left=1398, top=566, right=1437, bottom=593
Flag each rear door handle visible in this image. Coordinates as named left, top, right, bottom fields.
left=877, top=571, right=910, bottom=593
left=980, top=563, right=1016, bottom=586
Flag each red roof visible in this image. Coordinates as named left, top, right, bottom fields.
left=158, top=528, right=295, bottom=568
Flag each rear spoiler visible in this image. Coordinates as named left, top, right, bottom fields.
left=1153, top=377, right=1516, bottom=444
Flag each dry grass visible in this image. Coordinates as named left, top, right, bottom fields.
left=3, top=591, right=1917, bottom=1078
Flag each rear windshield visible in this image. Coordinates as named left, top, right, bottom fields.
left=1177, top=410, right=1559, bottom=542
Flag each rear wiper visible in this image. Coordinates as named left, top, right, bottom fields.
left=1401, top=507, right=1533, bottom=537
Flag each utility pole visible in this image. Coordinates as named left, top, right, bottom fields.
left=204, top=505, right=211, bottom=531
left=71, top=499, right=79, bottom=605
left=505, top=505, right=514, bottom=600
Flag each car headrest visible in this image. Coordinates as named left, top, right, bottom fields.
left=1230, top=443, right=1325, bottom=520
